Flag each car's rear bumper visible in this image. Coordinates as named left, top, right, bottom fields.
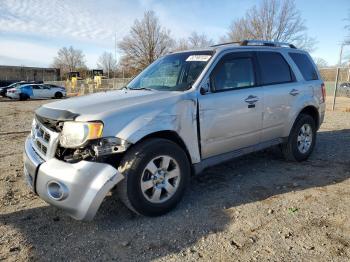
left=6, top=93, right=18, bottom=99
left=23, top=136, right=124, bottom=220
left=318, top=102, right=326, bottom=129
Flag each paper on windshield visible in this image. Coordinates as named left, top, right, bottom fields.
left=186, top=55, right=212, bottom=62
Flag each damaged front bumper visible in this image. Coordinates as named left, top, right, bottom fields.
left=23, top=136, right=124, bottom=220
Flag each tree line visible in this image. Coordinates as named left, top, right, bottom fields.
left=51, top=0, right=346, bottom=79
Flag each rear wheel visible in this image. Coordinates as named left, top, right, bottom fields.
left=54, top=92, right=63, bottom=99
left=282, top=114, right=316, bottom=161
left=117, top=138, right=190, bottom=216
left=19, top=93, right=29, bottom=101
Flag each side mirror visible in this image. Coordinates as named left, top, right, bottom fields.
left=199, top=78, right=210, bottom=95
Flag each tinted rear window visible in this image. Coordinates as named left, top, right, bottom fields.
left=257, top=51, right=293, bottom=85
left=289, top=52, right=318, bottom=81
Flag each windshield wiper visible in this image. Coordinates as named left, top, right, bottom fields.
left=129, top=87, right=155, bottom=91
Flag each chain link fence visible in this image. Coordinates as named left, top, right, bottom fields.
left=319, top=67, right=350, bottom=111
left=319, top=67, right=350, bottom=97
left=45, top=78, right=131, bottom=96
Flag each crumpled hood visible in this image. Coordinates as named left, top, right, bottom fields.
left=41, top=89, right=183, bottom=120
left=36, top=88, right=200, bottom=163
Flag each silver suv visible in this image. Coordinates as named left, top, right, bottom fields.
left=23, top=40, right=326, bottom=220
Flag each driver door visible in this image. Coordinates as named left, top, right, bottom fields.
left=198, top=51, right=263, bottom=159
left=40, top=85, right=52, bottom=98
left=32, top=85, right=45, bottom=98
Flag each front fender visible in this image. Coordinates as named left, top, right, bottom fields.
left=116, top=99, right=201, bottom=164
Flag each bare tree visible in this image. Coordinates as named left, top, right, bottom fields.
left=313, top=57, right=328, bottom=68
left=188, top=32, right=214, bottom=48
left=97, top=52, right=117, bottom=78
left=174, top=38, right=190, bottom=51
left=52, top=46, right=86, bottom=76
left=225, top=0, right=316, bottom=51
left=174, top=32, right=214, bottom=51
left=118, top=11, right=174, bottom=72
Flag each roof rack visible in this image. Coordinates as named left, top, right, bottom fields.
left=211, top=40, right=297, bottom=49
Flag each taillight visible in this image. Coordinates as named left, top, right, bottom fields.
left=321, top=83, right=326, bottom=103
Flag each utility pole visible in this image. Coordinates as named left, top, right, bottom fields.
left=113, top=32, right=117, bottom=88
left=338, top=43, right=344, bottom=66
left=115, top=32, right=117, bottom=67
left=333, top=41, right=350, bottom=111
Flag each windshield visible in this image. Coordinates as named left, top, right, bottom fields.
left=127, top=51, right=213, bottom=91
left=9, top=83, right=25, bottom=88
left=7, top=83, right=17, bottom=88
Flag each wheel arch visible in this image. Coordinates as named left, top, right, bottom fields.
left=298, top=105, right=320, bottom=129
left=133, top=130, right=193, bottom=166
left=286, top=104, right=320, bottom=137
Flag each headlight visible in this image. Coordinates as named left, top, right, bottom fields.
left=59, top=121, right=103, bottom=148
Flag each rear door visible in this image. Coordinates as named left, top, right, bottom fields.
left=256, top=51, right=300, bottom=142
left=198, top=51, right=264, bottom=158
left=288, top=52, right=323, bottom=101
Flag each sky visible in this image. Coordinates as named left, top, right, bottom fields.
left=0, top=0, right=349, bottom=68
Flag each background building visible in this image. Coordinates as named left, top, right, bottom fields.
left=0, top=65, right=60, bottom=86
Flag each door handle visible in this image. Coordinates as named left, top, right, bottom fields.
left=289, top=89, right=299, bottom=96
left=244, top=95, right=259, bottom=104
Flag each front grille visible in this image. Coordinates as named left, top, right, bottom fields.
left=35, top=140, right=47, bottom=154
left=44, top=132, right=50, bottom=142
left=31, top=118, right=60, bottom=160
left=35, top=114, right=61, bottom=132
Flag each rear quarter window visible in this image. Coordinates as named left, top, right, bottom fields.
left=256, top=51, right=294, bottom=85
left=289, top=52, right=318, bottom=81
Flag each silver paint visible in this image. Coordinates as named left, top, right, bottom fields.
left=23, top=44, right=325, bottom=220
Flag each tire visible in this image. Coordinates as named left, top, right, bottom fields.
left=117, top=138, right=190, bottom=216
left=54, top=92, right=63, bottom=99
left=19, top=94, right=29, bottom=101
left=281, top=114, right=316, bottom=162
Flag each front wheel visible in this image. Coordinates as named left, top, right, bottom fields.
left=117, top=138, right=190, bottom=216
left=282, top=114, right=316, bottom=161
left=54, top=92, right=63, bottom=99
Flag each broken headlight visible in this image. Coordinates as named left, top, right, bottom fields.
left=92, top=137, right=130, bottom=156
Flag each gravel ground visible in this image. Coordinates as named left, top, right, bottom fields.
left=0, top=96, right=349, bottom=261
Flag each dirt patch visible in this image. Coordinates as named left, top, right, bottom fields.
left=0, top=96, right=349, bottom=261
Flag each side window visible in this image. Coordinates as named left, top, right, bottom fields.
left=257, top=51, right=293, bottom=85
left=211, top=57, right=255, bottom=91
left=32, top=85, right=40, bottom=89
left=289, top=52, right=318, bottom=81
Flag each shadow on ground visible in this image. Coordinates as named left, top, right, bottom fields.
left=1, top=129, right=349, bottom=261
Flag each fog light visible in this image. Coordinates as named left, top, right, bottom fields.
left=47, top=181, right=68, bottom=201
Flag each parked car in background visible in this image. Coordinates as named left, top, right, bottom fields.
left=339, top=82, right=350, bottom=97
left=7, top=84, right=66, bottom=100
left=0, top=81, right=41, bottom=97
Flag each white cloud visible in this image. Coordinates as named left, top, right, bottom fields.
left=0, top=40, right=57, bottom=67
left=0, top=0, right=229, bottom=67
left=0, top=0, right=115, bottom=44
